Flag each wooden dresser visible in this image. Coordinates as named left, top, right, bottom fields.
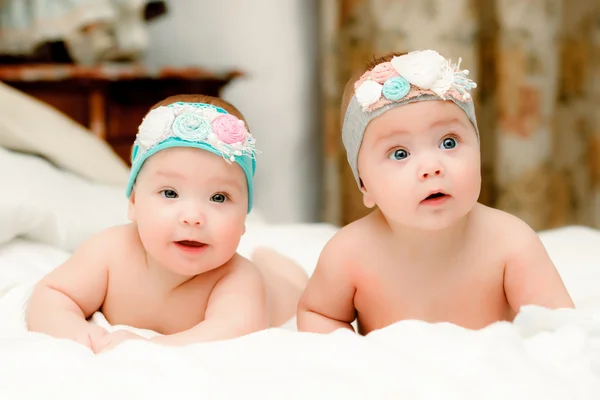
left=0, top=63, right=241, bottom=164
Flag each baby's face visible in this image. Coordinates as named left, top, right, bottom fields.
left=128, top=147, right=248, bottom=276
left=357, top=100, right=481, bottom=230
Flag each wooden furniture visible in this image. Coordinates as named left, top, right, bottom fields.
left=0, top=63, right=241, bottom=164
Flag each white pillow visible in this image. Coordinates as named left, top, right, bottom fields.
left=0, top=147, right=129, bottom=252
left=0, top=82, right=129, bottom=186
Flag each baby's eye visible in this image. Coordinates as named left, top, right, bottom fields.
left=440, top=137, right=458, bottom=150
left=160, top=189, right=178, bottom=199
left=210, top=193, right=229, bottom=203
left=388, top=148, right=409, bottom=161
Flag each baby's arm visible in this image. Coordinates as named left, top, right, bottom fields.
left=26, top=230, right=110, bottom=344
left=503, top=221, right=575, bottom=313
left=297, top=234, right=357, bottom=333
left=151, top=260, right=268, bottom=346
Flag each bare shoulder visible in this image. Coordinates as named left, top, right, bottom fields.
left=57, top=224, right=128, bottom=265
left=479, top=206, right=577, bottom=310
left=106, top=223, right=143, bottom=249
left=201, top=253, right=269, bottom=334
left=230, top=254, right=262, bottom=275
left=86, top=223, right=143, bottom=263
left=472, top=203, right=541, bottom=253
left=214, top=254, right=264, bottom=287
left=309, top=213, right=383, bottom=289
left=205, top=254, right=267, bottom=316
left=320, top=214, right=379, bottom=264
left=78, top=223, right=135, bottom=249
left=32, top=224, right=137, bottom=318
left=59, top=224, right=146, bottom=280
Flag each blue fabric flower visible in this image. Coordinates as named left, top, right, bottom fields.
left=172, top=112, right=211, bottom=141
left=382, top=76, right=410, bottom=101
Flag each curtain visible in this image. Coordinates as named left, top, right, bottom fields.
left=321, top=0, right=600, bottom=231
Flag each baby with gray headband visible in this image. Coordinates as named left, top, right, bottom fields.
left=298, top=49, right=573, bottom=335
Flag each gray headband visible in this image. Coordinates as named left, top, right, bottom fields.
left=342, top=94, right=479, bottom=187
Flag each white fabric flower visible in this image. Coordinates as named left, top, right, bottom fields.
left=391, top=50, right=454, bottom=97
left=355, top=80, right=383, bottom=108
left=197, top=107, right=222, bottom=122
left=137, top=106, right=175, bottom=148
left=176, top=103, right=221, bottom=122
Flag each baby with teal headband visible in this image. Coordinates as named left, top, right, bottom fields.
left=26, top=94, right=308, bottom=352
left=297, top=50, right=573, bottom=335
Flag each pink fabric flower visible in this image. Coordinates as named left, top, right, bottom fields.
left=211, top=114, right=248, bottom=144
left=370, top=62, right=399, bottom=83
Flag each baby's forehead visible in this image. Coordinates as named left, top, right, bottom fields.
left=146, top=147, right=222, bottom=167
left=140, top=148, right=243, bottom=181
left=367, top=101, right=472, bottom=138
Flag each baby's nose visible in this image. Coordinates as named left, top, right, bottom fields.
left=183, top=217, right=201, bottom=226
left=418, top=159, right=445, bottom=181
left=421, top=167, right=443, bottom=179
left=181, top=209, right=205, bottom=226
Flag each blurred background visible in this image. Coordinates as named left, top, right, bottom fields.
left=0, top=0, right=598, bottom=232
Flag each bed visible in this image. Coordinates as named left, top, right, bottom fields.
left=1, top=83, right=600, bottom=399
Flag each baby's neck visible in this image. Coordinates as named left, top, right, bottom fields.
left=143, top=253, right=197, bottom=293
left=379, top=210, right=471, bottom=262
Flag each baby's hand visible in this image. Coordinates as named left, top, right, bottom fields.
left=73, top=325, right=109, bottom=351
left=94, top=330, right=147, bottom=353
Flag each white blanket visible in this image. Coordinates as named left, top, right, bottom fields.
left=1, top=226, right=600, bottom=399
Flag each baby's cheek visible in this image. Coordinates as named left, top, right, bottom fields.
left=454, top=162, right=481, bottom=199
left=218, top=216, right=246, bottom=245
left=374, top=171, right=410, bottom=203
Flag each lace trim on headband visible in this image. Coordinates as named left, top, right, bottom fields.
left=133, top=102, right=257, bottom=164
left=354, top=50, right=477, bottom=112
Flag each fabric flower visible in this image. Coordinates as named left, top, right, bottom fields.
left=172, top=111, right=211, bottom=141
left=136, top=106, right=174, bottom=148
left=382, top=76, right=410, bottom=101
left=370, top=62, right=399, bottom=84
left=355, top=80, right=383, bottom=108
left=391, top=50, right=454, bottom=97
left=211, top=114, right=248, bottom=144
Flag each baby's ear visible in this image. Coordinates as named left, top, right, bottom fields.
left=360, top=179, right=376, bottom=209
left=127, top=190, right=137, bottom=222
left=361, top=190, right=376, bottom=209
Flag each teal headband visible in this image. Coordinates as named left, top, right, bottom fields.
left=125, top=102, right=257, bottom=212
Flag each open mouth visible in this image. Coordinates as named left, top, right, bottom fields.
left=421, top=192, right=450, bottom=204
left=175, top=240, right=206, bottom=248
left=425, top=192, right=447, bottom=200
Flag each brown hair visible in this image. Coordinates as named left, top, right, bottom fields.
left=148, top=94, right=249, bottom=128
left=340, top=52, right=406, bottom=125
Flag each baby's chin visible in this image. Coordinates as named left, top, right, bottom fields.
left=384, top=207, right=473, bottom=232
left=158, top=248, right=235, bottom=276
left=411, top=216, right=462, bottom=231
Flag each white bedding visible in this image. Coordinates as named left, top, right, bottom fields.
left=2, top=148, right=600, bottom=398
left=0, top=226, right=600, bottom=399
